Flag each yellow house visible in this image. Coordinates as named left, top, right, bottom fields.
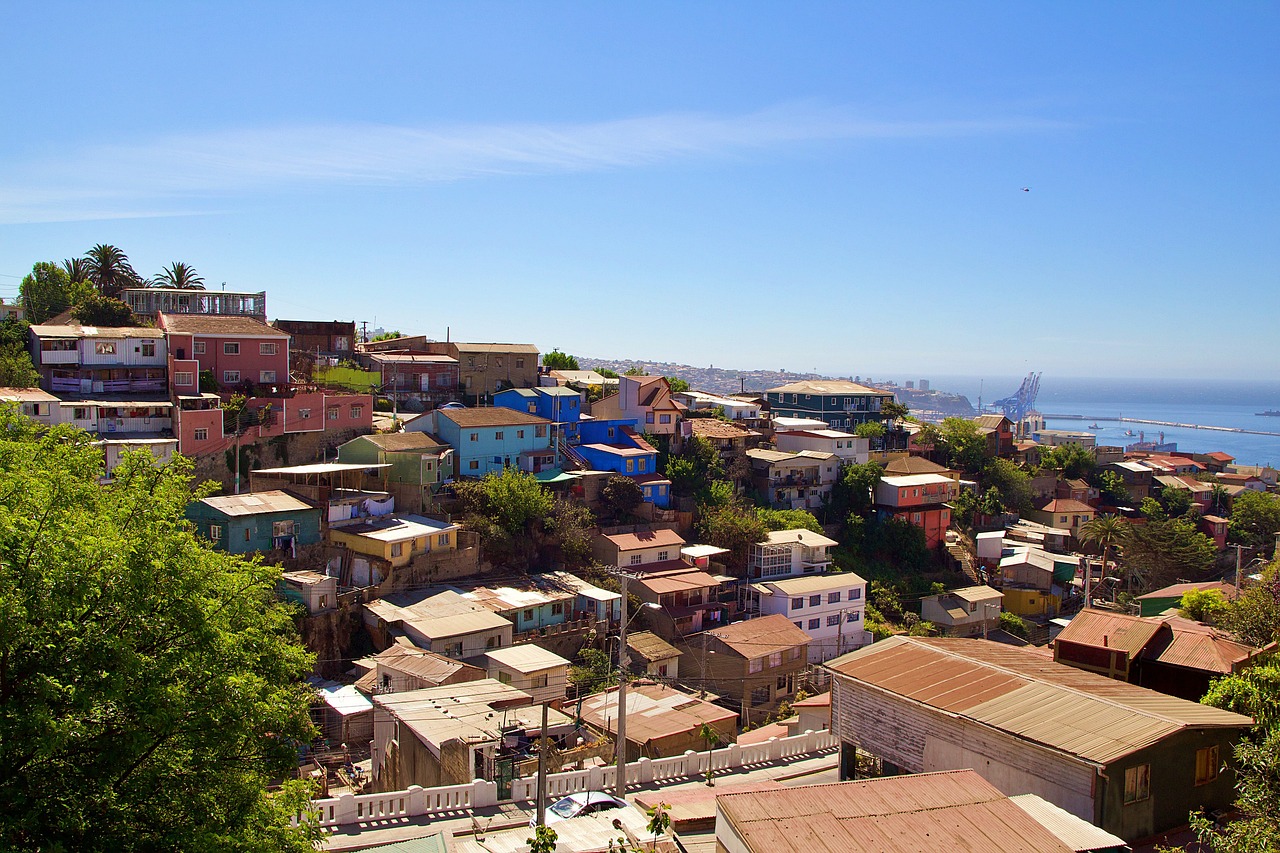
left=1002, top=586, right=1061, bottom=618
left=328, top=514, right=459, bottom=569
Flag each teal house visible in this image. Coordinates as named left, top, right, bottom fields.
left=765, top=379, right=895, bottom=430
left=187, top=490, right=322, bottom=555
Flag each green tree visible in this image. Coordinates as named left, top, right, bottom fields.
left=1094, top=469, right=1131, bottom=506
left=999, top=611, right=1031, bottom=639
left=1078, top=514, right=1129, bottom=586
left=1158, top=485, right=1195, bottom=519
left=1123, top=517, right=1216, bottom=592
left=981, top=458, right=1034, bottom=514
left=0, top=413, right=319, bottom=851
left=623, top=367, right=648, bottom=376
left=1219, top=561, right=1280, bottom=648
left=19, top=262, right=80, bottom=323
left=1179, top=588, right=1229, bottom=623
left=854, top=421, right=886, bottom=441
left=1230, top=491, right=1280, bottom=554
left=1140, top=496, right=1167, bottom=521
left=527, top=824, right=558, bottom=853
left=665, top=376, right=689, bottom=394
left=938, top=417, right=989, bottom=474
left=1210, top=484, right=1231, bottom=516
left=978, top=486, right=1005, bottom=518
left=881, top=400, right=910, bottom=421
left=152, top=261, right=206, bottom=289
left=568, top=647, right=615, bottom=695
left=1195, top=660, right=1280, bottom=852
left=829, top=461, right=884, bottom=519
left=697, top=723, right=722, bottom=786
left=71, top=294, right=136, bottom=327
left=696, top=501, right=768, bottom=574
left=756, top=507, right=822, bottom=533
left=62, top=257, right=90, bottom=283
left=598, top=368, right=619, bottom=379
left=370, top=330, right=403, bottom=341
left=1039, top=443, right=1096, bottom=480
left=665, top=435, right=722, bottom=498
left=82, top=243, right=143, bottom=298
left=541, top=349, right=579, bottom=371
left=600, top=475, right=644, bottom=520
left=0, top=347, right=39, bottom=388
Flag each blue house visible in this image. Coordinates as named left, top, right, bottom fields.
left=186, top=490, right=322, bottom=555
left=574, top=419, right=671, bottom=508
left=407, top=407, right=553, bottom=478
left=494, top=386, right=583, bottom=443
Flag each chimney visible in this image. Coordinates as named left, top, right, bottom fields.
left=1102, top=635, right=1108, bottom=647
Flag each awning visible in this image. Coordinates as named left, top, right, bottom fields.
left=534, top=468, right=577, bottom=484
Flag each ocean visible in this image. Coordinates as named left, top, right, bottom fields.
left=921, top=375, right=1280, bottom=468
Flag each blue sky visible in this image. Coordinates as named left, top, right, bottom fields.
left=1, top=3, right=1277, bottom=380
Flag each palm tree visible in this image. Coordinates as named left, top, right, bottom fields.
left=1079, top=514, right=1130, bottom=594
left=1210, top=484, right=1230, bottom=516
left=697, top=722, right=722, bottom=786
left=152, top=262, right=206, bottom=290
left=83, top=244, right=142, bottom=299
left=62, top=257, right=90, bottom=283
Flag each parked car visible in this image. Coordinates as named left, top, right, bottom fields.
left=531, top=791, right=629, bottom=827
left=438, top=401, right=467, bottom=409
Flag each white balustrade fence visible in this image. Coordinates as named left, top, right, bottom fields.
left=308, top=729, right=837, bottom=828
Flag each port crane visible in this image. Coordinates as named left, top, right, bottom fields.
left=992, top=372, right=1041, bottom=423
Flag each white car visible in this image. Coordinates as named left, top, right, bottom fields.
left=531, top=791, right=629, bottom=827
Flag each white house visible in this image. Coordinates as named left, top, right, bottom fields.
left=920, top=585, right=1004, bottom=637
left=747, top=529, right=838, bottom=579
left=483, top=645, right=571, bottom=706
left=774, top=429, right=869, bottom=464
left=750, top=572, right=869, bottom=662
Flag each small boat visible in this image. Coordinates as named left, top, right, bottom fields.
left=1087, top=423, right=1101, bottom=430
left=1125, top=429, right=1135, bottom=437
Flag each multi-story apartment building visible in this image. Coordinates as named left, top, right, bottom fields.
left=874, top=473, right=957, bottom=548
left=421, top=341, right=540, bottom=401
left=747, top=448, right=839, bottom=510
left=773, top=428, right=869, bottom=464
left=29, top=322, right=169, bottom=395
left=765, top=380, right=895, bottom=429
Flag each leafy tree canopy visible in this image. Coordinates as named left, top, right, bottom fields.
left=152, top=261, right=205, bottom=290
left=696, top=501, right=768, bottom=574
left=938, top=417, right=989, bottom=475
left=541, top=349, right=579, bottom=371
left=1179, top=588, right=1229, bottom=623
left=623, top=367, right=648, bottom=376
left=881, top=400, right=910, bottom=421
left=829, top=461, right=884, bottom=520
left=1039, top=442, right=1096, bottom=480
left=370, top=330, right=403, bottom=341
left=599, top=475, right=644, bottom=520
left=0, top=413, right=318, bottom=851
left=19, top=262, right=90, bottom=324
left=756, top=507, right=822, bottom=533
left=1123, top=516, right=1216, bottom=592
left=82, top=243, right=144, bottom=299
left=71, top=294, right=136, bottom=327
left=665, top=376, right=689, bottom=393
left=981, top=458, right=1034, bottom=515
left=1230, top=491, right=1280, bottom=554
left=854, top=421, right=885, bottom=441
left=597, top=368, right=619, bottom=379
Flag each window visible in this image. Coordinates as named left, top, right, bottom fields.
left=496, top=357, right=504, bottom=368
left=846, top=612, right=860, bottom=622
left=849, top=588, right=862, bottom=600
left=485, top=636, right=498, bottom=649
left=659, top=414, right=671, bottom=424
left=73, top=407, right=88, bottom=420
left=646, top=413, right=655, bottom=424
left=748, top=657, right=763, bottom=674
left=1195, top=746, right=1220, bottom=785
left=657, top=663, right=667, bottom=677
left=517, top=429, right=525, bottom=438
left=495, top=431, right=504, bottom=440
left=194, top=427, right=209, bottom=441
left=523, top=608, right=534, bottom=622
left=497, top=669, right=512, bottom=684
left=791, top=598, right=804, bottom=610
left=350, top=405, right=363, bottom=419
left=469, top=460, right=479, bottom=470
left=299, top=408, right=311, bottom=419
left=223, top=342, right=240, bottom=355
left=445, top=642, right=463, bottom=657
left=795, top=621, right=803, bottom=629
left=827, top=614, right=841, bottom=627
left=536, top=425, right=547, bottom=438
left=94, top=342, right=116, bottom=355
left=768, top=652, right=782, bottom=667
left=625, top=459, right=635, bottom=473
left=222, top=370, right=240, bottom=383
left=174, top=371, right=194, bottom=386
left=209, top=524, right=222, bottom=540
left=1124, top=764, right=1151, bottom=804
left=470, top=432, right=479, bottom=442
left=657, top=550, right=669, bottom=561
left=751, top=686, right=771, bottom=706
left=808, top=618, right=821, bottom=630
left=260, top=342, right=278, bottom=355
left=140, top=342, right=156, bottom=357
left=809, top=595, right=821, bottom=607
left=630, top=554, right=642, bottom=566
left=516, top=357, right=525, bottom=369
left=390, top=543, right=403, bottom=558
left=243, top=528, right=252, bottom=542
left=551, top=602, right=563, bottom=615
left=828, top=592, right=841, bottom=604
left=259, top=370, right=276, bottom=383
left=637, top=459, right=646, bottom=472
left=437, top=533, right=450, bottom=547
left=327, top=406, right=339, bottom=420
left=531, top=673, right=548, bottom=689
left=193, top=341, right=206, bottom=354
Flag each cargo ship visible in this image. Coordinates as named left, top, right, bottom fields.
left=1258, top=410, right=1280, bottom=417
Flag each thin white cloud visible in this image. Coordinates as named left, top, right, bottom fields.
left=0, top=104, right=1068, bottom=223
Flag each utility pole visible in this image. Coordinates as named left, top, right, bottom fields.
left=1083, top=555, right=1092, bottom=609
left=360, top=320, right=369, bottom=344
left=616, top=570, right=630, bottom=799
left=1230, top=544, right=1252, bottom=592
left=535, top=702, right=549, bottom=828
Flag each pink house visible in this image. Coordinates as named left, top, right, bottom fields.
left=159, top=313, right=292, bottom=394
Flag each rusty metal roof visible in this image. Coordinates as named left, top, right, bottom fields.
left=705, top=614, right=810, bottom=659
left=826, top=636, right=1252, bottom=764
left=1053, top=608, right=1166, bottom=657
left=715, top=770, right=1074, bottom=853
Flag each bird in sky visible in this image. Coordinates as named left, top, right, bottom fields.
left=1021, top=187, right=1031, bottom=192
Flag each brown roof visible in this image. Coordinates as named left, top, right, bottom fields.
left=360, top=432, right=446, bottom=451
left=715, top=770, right=1074, bottom=853
left=1053, top=609, right=1166, bottom=657
left=1142, top=619, right=1262, bottom=674
left=827, top=636, right=1252, bottom=764
left=634, top=571, right=722, bottom=595
left=603, top=528, right=686, bottom=552
left=579, top=681, right=736, bottom=746
left=436, top=408, right=549, bottom=427
left=974, top=414, right=1012, bottom=429
left=882, top=456, right=951, bottom=476
left=706, top=614, right=810, bottom=659
left=450, top=342, right=540, bottom=354
left=627, top=631, right=681, bottom=663
left=199, top=490, right=314, bottom=516
left=689, top=418, right=758, bottom=440
left=1135, top=581, right=1239, bottom=602
left=159, top=313, right=290, bottom=337
left=361, top=644, right=477, bottom=688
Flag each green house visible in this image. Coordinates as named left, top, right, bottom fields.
left=336, top=432, right=453, bottom=513
left=186, top=490, right=321, bottom=555
left=1135, top=580, right=1239, bottom=618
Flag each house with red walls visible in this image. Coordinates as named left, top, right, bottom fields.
left=874, top=473, right=956, bottom=548
left=159, top=313, right=292, bottom=395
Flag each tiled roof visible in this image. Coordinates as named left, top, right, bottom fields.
left=1036, top=498, right=1095, bottom=513
left=159, top=313, right=289, bottom=337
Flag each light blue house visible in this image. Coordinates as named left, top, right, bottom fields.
left=493, top=386, right=583, bottom=444
left=407, top=407, right=553, bottom=478
left=186, top=490, right=322, bottom=555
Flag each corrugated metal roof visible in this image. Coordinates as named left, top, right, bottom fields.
left=483, top=644, right=569, bottom=673
left=1136, top=580, right=1239, bottom=601
left=200, top=490, right=314, bottom=515
left=604, top=528, right=686, bottom=551
left=826, top=636, right=1252, bottom=763
left=716, top=771, right=1074, bottom=853
left=754, top=573, right=863, bottom=596
left=705, top=614, right=811, bottom=658
left=579, top=681, right=736, bottom=746
left=636, top=571, right=722, bottom=595
left=1143, top=625, right=1258, bottom=674
left=371, top=644, right=472, bottom=684
left=1053, top=609, right=1166, bottom=657
left=1008, top=794, right=1128, bottom=851
left=436, top=408, right=549, bottom=427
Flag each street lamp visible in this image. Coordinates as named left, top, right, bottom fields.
left=612, top=570, right=660, bottom=800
